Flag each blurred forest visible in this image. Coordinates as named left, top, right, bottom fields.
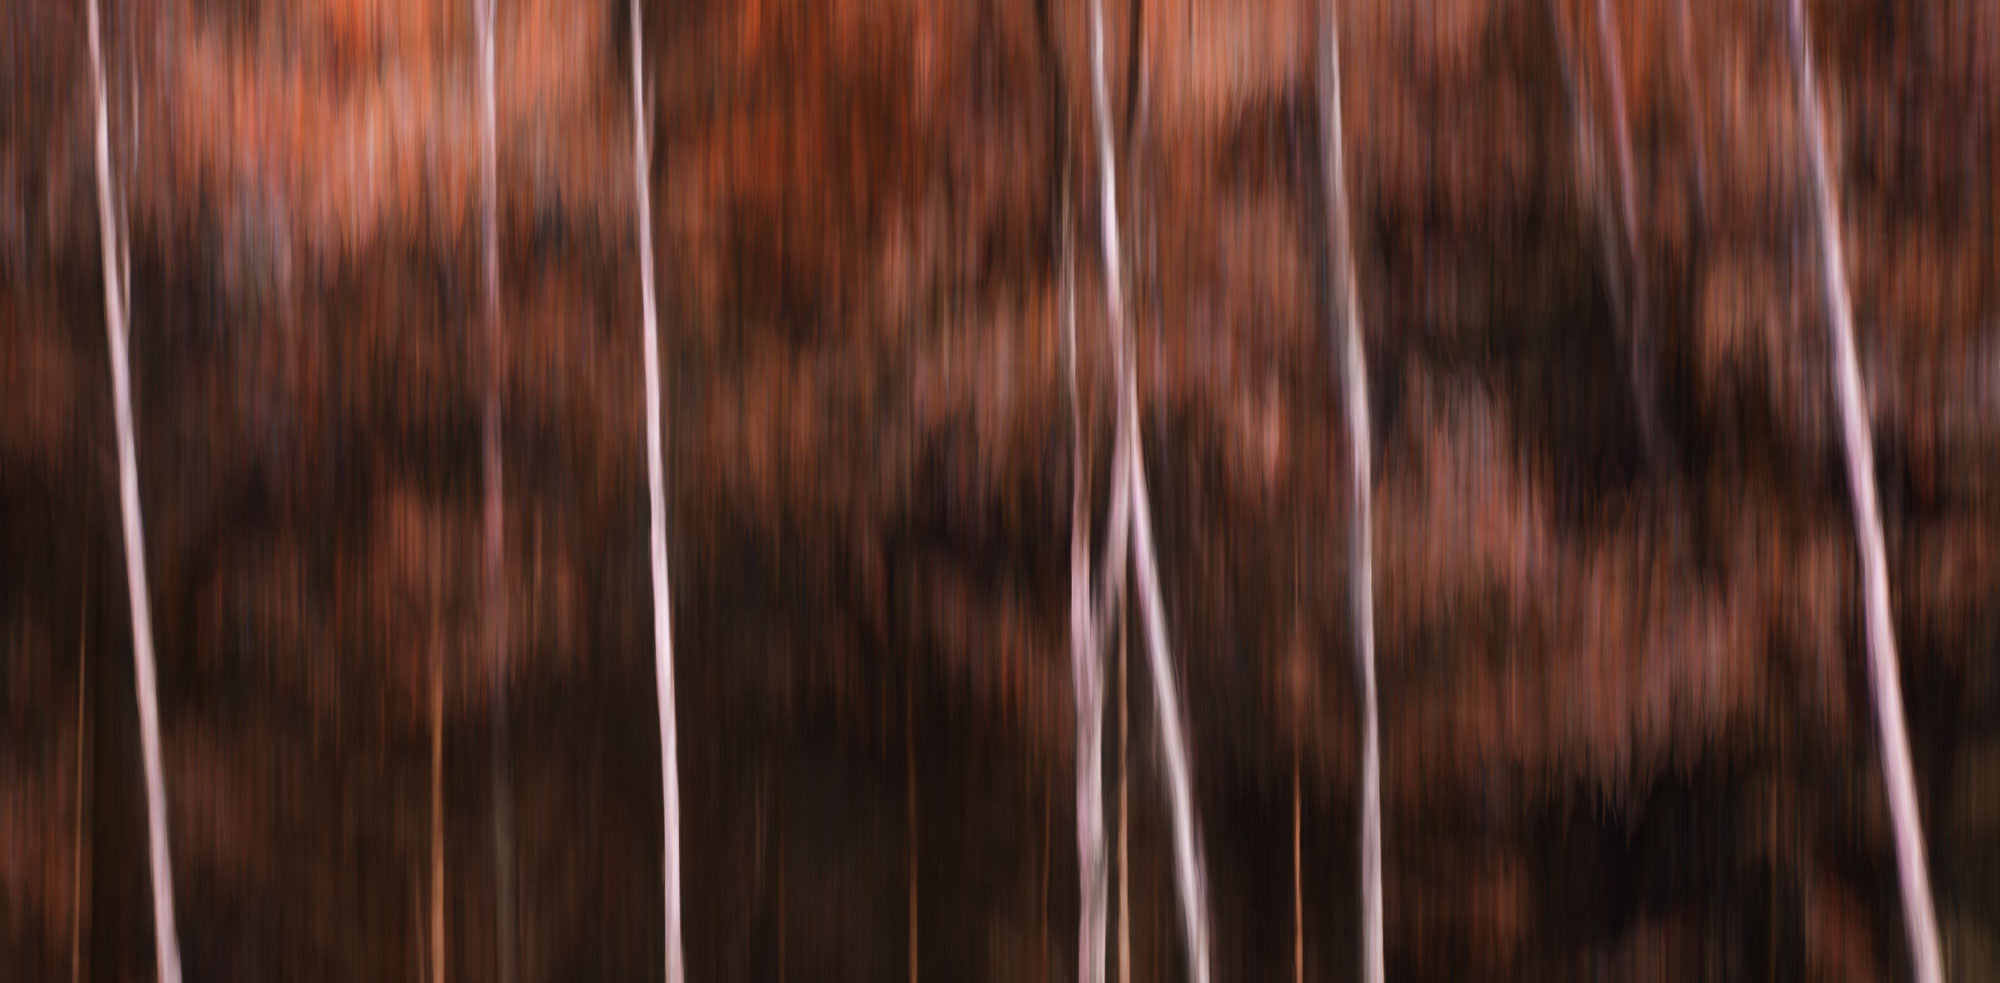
left=2, top=0, right=1998, bottom=979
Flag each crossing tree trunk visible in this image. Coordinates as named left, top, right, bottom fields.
left=1781, top=1, right=1944, bottom=979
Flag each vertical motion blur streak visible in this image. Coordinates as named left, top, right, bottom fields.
left=1088, top=0, right=1212, bottom=978
left=1782, top=0, right=1944, bottom=979
left=475, top=0, right=515, bottom=980
left=7, top=1, right=1995, bottom=979
left=628, top=0, right=687, bottom=980
left=1317, top=3, right=1383, bottom=982
left=84, top=2, right=181, bottom=980
left=1064, top=179, right=1106, bottom=983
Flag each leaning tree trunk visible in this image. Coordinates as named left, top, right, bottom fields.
left=1084, top=1, right=1212, bottom=977
left=473, top=1, right=515, bottom=980
left=84, top=3, right=181, bottom=980
left=627, top=2, right=687, bottom=979
left=1782, top=1, right=1943, bottom=980
left=1061, top=177, right=1108, bottom=983
left=1316, top=4, right=1383, bottom=981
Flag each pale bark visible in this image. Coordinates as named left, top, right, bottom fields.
left=1318, top=6, right=1384, bottom=982
left=1781, top=1, right=1943, bottom=980
left=1062, top=176, right=1108, bottom=983
left=474, top=0, right=515, bottom=978
left=628, top=0, right=687, bottom=978
left=85, top=2, right=182, bottom=979
left=1088, top=0, right=1208, bottom=975
left=1086, top=1, right=1212, bottom=977
left=1122, top=398, right=1211, bottom=983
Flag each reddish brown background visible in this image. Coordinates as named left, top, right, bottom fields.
left=2, top=0, right=1997, bottom=978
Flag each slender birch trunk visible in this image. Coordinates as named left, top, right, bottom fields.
left=1780, top=2, right=1943, bottom=980
left=473, top=0, right=516, bottom=978
left=1317, top=6, right=1384, bottom=982
left=1085, top=1, right=1212, bottom=976
left=1121, top=399, right=1211, bottom=983
left=1061, top=177, right=1108, bottom=983
left=85, top=3, right=181, bottom=979
left=627, top=1, right=687, bottom=978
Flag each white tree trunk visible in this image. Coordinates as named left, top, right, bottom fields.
left=473, top=1, right=517, bottom=979
left=627, top=2, right=688, bottom=980
left=1317, top=6, right=1384, bottom=982
left=85, top=3, right=181, bottom=980
left=1083, top=2, right=1211, bottom=977
left=1121, top=384, right=1212, bottom=983
left=1782, top=2, right=1943, bottom=980
left=1062, top=182, right=1108, bottom=983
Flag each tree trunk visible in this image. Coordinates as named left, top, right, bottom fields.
left=85, top=2, right=180, bottom=978
left=628, top=1, right=687, bottom=978
left=1318, top=4, right=1384, bottom=981
left=1086, top=0, right=1211, bottom=976
left=1781, top=1, right=1943, bottom=979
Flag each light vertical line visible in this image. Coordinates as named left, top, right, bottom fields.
left=1318, top=4, right=1383, bottom=981
left=1063, top=173, right=1107, bottom=983
left=84, top=3, right=180, bottom=979
left=629, top=0, right=686, bottom=978
left=1781, top=1, right=1943, bottom=980
left=1086, top=0, right=1211, bottom=976
left=474, top=0, right=515, bottom=977
left=1124, top=422, right=1211, bottom=983
left=1084, top=2, right=1214, bottom=978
